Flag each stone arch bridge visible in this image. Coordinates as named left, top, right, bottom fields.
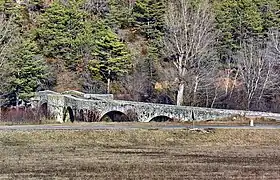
left=31, top=90, right=280, bottom=123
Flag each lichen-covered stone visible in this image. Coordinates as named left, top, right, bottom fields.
left=31, top=90, right=280, bottom=123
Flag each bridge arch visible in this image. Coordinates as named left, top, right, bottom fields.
left=63, top=107, right=74, bottom=122
left=87, top=109, right=101, bottom=122
left=78, top=109, right=84, bottom=121
left=39, top=103, right=48, bottom=118
left=39, top=100, right=48, bottom=106
left=100, top=111, right=131, bottom=122
left=149, top=115, right=173, bottom=122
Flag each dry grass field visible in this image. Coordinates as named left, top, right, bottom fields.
left=1, top=129, right=280, bottom=179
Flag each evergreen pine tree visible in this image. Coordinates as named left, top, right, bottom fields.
left=213, top=0, right=279, bottom=59
left=88, top=21, right=131, bottom=93
left=132, top=0, right=165, bottom=95
left=133, top=0, right=165, bottom=40
left=107, top=0, right=135, bottom=29
left=36, top=0, right=91, bottom=69
left=0, top=0, right=25, bottom=27
left=8, top=39, right=48, bottom=100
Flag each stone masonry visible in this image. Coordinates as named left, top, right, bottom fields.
left=31, top=90, right=280, bottom=123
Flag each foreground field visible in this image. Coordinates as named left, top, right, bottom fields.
left=0, top=129, right=280, bottom=179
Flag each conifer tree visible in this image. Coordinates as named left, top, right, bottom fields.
left=133, top=0, right=165, bottom=40
left=0, top=0, right=34, bottom=34
left=0, top=0, right=19, bottom=17
left=0, top=0, right=22, bottom=97
left=36, top=0, right=91, bottom=69
left=106, top=0, right=135, bottom=29
left=132, top=0, right=165, bottom=96
left=213, top=0, right=280, bottom=59
left=88, top=21, right=131, bottom=93
left=8, top=39, right=48, bottom=101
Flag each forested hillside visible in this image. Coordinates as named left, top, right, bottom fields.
left=0, top=0, right=280, bottom=112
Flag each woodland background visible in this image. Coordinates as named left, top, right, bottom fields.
left=0, top=0, right=280, bottom=112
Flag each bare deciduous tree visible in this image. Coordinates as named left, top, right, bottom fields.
left=270, top=29, right=280, bottom=57
left=163, top=0, right=217, bottom=106
left=236, top=38, right=279, bottom=110
left=83, top=0, right=109, bottom=16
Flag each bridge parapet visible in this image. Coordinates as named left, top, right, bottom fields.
left=61, top=90, right=114, bottom=100
left=83, top=94, right=114, bottom=100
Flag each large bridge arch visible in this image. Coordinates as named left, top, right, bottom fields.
left=149, top=115, right=173, bottom=122
left=99, top=110, right=131, bottom=122
left=39, top=100, right=48, bottom=106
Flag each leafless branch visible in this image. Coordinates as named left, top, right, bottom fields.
left=236, top=38, right=279, bottom=109
left=163, top=0, right=217, bottom=106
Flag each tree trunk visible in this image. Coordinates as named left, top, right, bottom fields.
left=192, top=75, right=199, bottom=106
left=107, top=78, right=111, bottom=94
left=16, top=93, right=19, bottom=113
left=176, top=83, right=185, bottom=106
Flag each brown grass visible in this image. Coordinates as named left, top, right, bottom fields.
left=201, top=116, right=280, bottom=126
left=1, top=129, right=280, bottom=179
left=60, top=116, right=280, bottom=127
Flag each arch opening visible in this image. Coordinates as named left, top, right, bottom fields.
left=100, top=111, right=131, bottom=122
left=149, top=116, right=173, bottom=122
left=39, top=103, right=48, bottom=119
left=87, top=109, right=100, bottom=122
left=78, top=109, right=84, bottom=121
left=63, top=107, right=74, bottom=122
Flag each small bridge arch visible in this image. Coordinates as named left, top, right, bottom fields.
left=76, top=109, right=100, bottom=122
left=78, top=109, right=85, bottom=121
left=39, top=102, right=48, bottom=118
left=63, top=106, right=74, bottom=122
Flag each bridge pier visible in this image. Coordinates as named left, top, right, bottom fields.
left=55, top=107, right=64, bottom=123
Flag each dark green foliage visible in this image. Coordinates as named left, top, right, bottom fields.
left=132, top=0, right=165, bottom=84
left=133, top=0, right=165, bottom=40
left=0, top=0, right=19, bottom=16
left=0, top=0, right=26, bottom=30
left=214, top=0, right=280, bottom=59
left=88, top=21, right=131, bottom=82
left=0, top=1, right=21, bottom=96
left=106, top=0, right=134, bottom=29
left=214, top=0, right=262, bottom=52
left=35, top=0, right=92, bottom=69
left=8, top=39, right=48, bottom=100
left=254, top=0, right=280, bottom=32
